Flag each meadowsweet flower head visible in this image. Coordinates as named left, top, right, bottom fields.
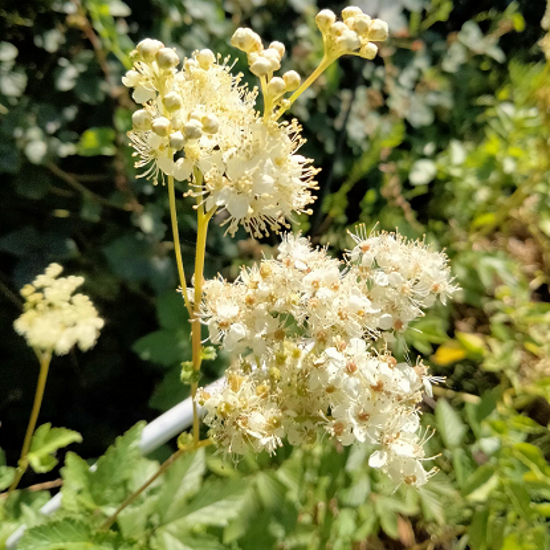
left=197, top=229, right=457, bottom=484
left=14, top=263, right=104, bottom=355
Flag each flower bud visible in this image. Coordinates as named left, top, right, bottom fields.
left=137, top=39, right=164, bottom=62
left=152, top=116, right=171, bottom=136
left=169, top=131, right=185, bottom=150
left=262, top=48, right=281, bottom=70
left=342, top=6, right=362, bottom=20
left=337, top=30, right=361, bottom=52
left=202, top=114, right=219, bottom=134
left=282, top=70, right=301, bottom=91
left=189, top=110, right=203, bottom=121
left=162, top=91, right=183, bottom=112
left=231, top=28, right=263, bottom=54
left=196, top=48, right=216, bottom=69
left=183, top=119, right=202, bottom=140
left=352, top=13, right=372, bottom=35
left=156, top=47, right=180, bottom=69
left=369, top=19, right=389, bottom=41
left=132, top=109, right=152, bottom=130
left=359, top=42, right=378, bottom=59
left=267, top=76, right=286, bottom=96
left=249, top=57, right=272, bottom=77
left=316, top=9, right=336, bottom=32
left=330, top=21, right=349, bottom=37
left=268, top=41, right=285, bottom=58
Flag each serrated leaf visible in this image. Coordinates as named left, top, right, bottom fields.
left=155, top=448, right=206, bottom=523
left=28, top=424, right=82, bottom=474
left=418, top=484, right=445, bottom=524
left=162, top=478, right=248, bottom=530
left=435, top=399, right=467, bottom=448
left=18, top=520, right=112, bottom=550
left=61, top=423, right=146, bottom=513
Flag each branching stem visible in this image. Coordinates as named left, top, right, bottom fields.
left=99, top=439, right=213, bottom=531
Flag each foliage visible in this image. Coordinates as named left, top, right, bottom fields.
left=1, top=0, right=550, bottom=549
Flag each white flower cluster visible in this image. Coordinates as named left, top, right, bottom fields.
left=315, top=7, right=389, bottom=60
left=197, top=230, right=456, bottom=485
left=14, top=263, right=104, bottom=356
left=123, top=39, right=318, bottom=236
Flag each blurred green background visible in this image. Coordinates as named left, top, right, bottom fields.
left=1, top=0, right=550, bottom=548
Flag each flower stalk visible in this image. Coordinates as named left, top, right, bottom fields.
left=8, top=349, right=52, bottom=494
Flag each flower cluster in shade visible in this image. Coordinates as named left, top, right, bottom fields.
left=122, top=39, right=319, bottom=237
left=196, top=230, right=457, bottom=486
left=14, top=263, right=104, bottom=356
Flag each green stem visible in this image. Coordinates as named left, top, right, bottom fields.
left=190, top=170, right=213, bottom=444
left=9, top=349, right=52, bottom=494
left=276, top=54, right=334, bottom=120
left=99, top=439, right=213, bottom=531
left=167, top=175, right=193, bottom=317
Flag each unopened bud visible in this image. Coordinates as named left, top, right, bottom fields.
left=337, top=30, right=361, bottom=51
left=352, top=13, right=372, bottom=34
left=136, top=39, right=164, bottom=62
left=184, top=58, right=199, bottom=71
left=262, top=48, right=281, bottom=70
left=268, top=41, right=285, bottom=58
left=359, top=42, right=378, bottom=59
left=122, top=69, right=140, bottom=87
left=169, top=131, right=185, bottom=150
left=162, top=91, right=183, bottom=112
left=249, top=57, right=272, bottom=77
left=132, top=109, right=152, bottom=130
left=230, top=28, right=263, bottom=54
left=369, top=19, right=389, bottom=41
left=183, top=119, right=202, bottom=140
left=330, top=21, right=349, bottom=37
left=156, top=47, right=180, bottom=69
left=342, top=6, right=362, bottom=20
left=202, top=114, right=219, bottom=134
left=152, top=116, right=171, bottom=136
left=316, top=9, right=336, bottom=32
left=282, top=70, right=301, bottom=91
left=196, top=48, right=216, bottom=69
left=267, top=76, right=286, bottom=96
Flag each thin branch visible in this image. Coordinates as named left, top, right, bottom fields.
left=46, top=163, right=133, bottom=212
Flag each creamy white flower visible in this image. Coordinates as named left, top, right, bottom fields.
left=14, top=263, right=104, bottom=356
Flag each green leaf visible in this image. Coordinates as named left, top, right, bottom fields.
left=133, top=330, right=191, bottom=367
left=161, top=478, right=248, bottom=530
left=61, top=422, right=146, bottom=512
left=156, top=291, right=189, bottom=330
left=76, top=127, right=116, bottom=156
left=468, top=508, right=489, bottom=550
left=28, top=424, right=82, bottom=474
left=463, top=464, right=499, bottom=503
left=155, top=448, right=206, bottom=524
left=18, top=520, right=112, bottom=550
left=435, top=399, right=467, bottom=448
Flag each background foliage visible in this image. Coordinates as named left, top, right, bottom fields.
left=1, top=0, right=550, bottom=548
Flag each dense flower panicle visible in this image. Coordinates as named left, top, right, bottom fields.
left=14, top=263, right=104, bottom=355
left=200, top=231, right=456, bottom=359
left=124, top=41, right=319, bottom=236
left=197, top=230, right=456, bottom=485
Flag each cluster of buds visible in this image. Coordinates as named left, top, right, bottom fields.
left=14, top=264, right=104, bottom=356
left=316, top=6, right=389, bottom=60
left=231, top=28, right=302, bottom=114
left=197, top=230, right=456, bottom=484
